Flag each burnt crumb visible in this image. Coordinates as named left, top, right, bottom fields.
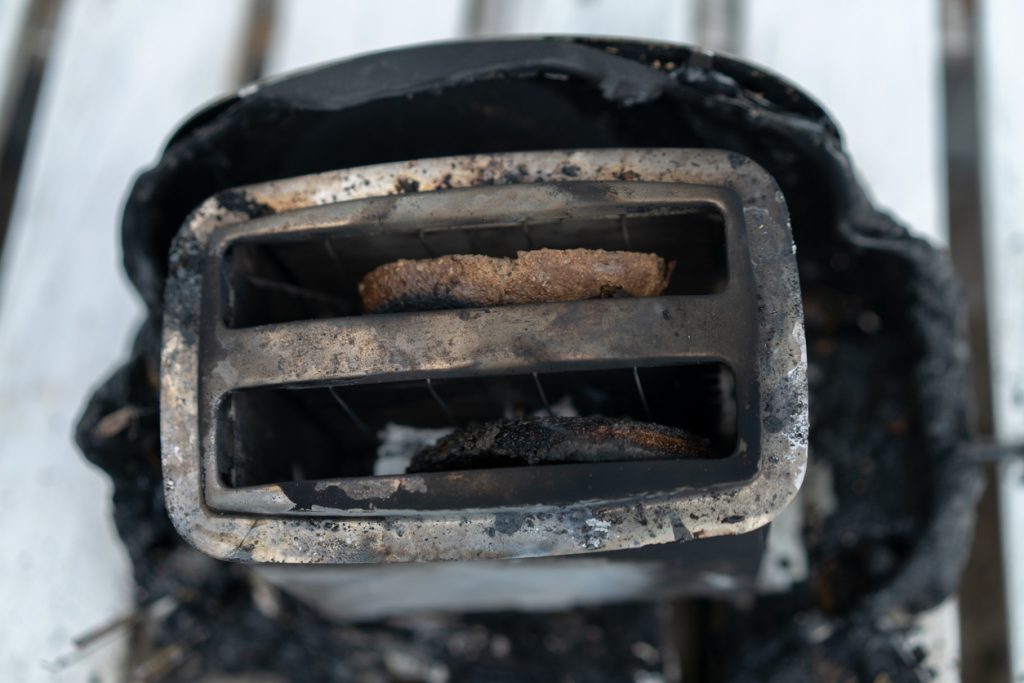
left=561, top=164, right=580, bottom=177
left=493, top=513, right=525, bottom=536
left=394, top=176, right=420, bottom=193
left=215, top=189, right=274, bottom=218
left=727, top=152, right=749, bottom=169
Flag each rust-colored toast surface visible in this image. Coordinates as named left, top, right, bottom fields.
left=359, top=248, right=673, bottom=313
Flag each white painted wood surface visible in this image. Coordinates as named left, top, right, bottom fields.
left=470, top=0, right=698, bottom=43
left=739, top=0, right=947, bottom=245
left=0, top=1, right=250, bottom=680
left=978, top=0, right=1024, bottom=679
left=264, top=0, right=468, bottom=78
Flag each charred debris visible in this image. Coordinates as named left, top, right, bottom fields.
left=76, top=38, right=980, bottom=682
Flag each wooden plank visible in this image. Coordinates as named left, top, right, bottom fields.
left=469, top=0, right=698, bottom=43
left=0, top=1, right=249, bottom=680
left=977, top=0, right=1024, bottom=678
left=739, top=0, right=947, bottom=244
left=0, top=0, right=62, bottom=258
left=0, top=0, right=30, bottom=113
left=264, top=0, right=469, bottom=77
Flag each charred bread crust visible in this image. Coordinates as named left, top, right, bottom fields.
left=359, top=248, right=674, bottom=313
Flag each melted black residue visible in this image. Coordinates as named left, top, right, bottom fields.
left=216, top=188, right=275, bottom=218
left=394, top=176, right=420, bottom=193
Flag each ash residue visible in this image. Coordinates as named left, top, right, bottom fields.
left=78, top=38, right=980, bottom=681
left=143, top=585, right=667, bottom=682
